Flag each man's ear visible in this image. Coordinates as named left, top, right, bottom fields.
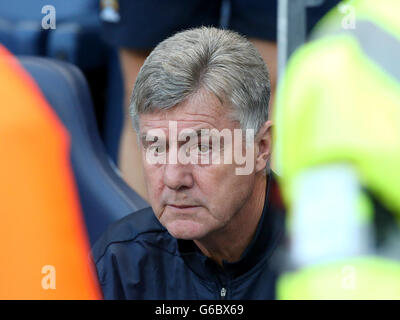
left=255, top=120, right=273, bottom=173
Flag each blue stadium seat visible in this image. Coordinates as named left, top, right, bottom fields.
left=0, top=0, right=107, bottom=68
left=46, top=14, right=108, bottom=70
left=0, top=1, right=125, bottom=163
left=0, top=17, right=45, bottom=55
left=0, top=0, right=96, bottom=21
left=103, top=49, right=124, bottom=165
left=19, top=56, right=148, bottom=245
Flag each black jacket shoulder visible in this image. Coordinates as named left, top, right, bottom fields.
left=91, top=206, right=166, bottom=265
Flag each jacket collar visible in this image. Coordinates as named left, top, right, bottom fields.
left=177, top=172, right=285, bottom=281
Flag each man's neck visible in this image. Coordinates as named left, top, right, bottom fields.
left=194, top=174, right=268, bottom=267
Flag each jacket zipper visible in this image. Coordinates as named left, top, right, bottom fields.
left=220, top=286, right=227, bottom=299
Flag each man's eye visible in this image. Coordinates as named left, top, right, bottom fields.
left=197, top=144, right=211, bottom=153
left=149, top=145, right=166, bottom=153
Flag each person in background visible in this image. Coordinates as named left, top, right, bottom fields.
left=0, top=46, right=101, bottom=299
left=274, top=0, right=400, bottom=299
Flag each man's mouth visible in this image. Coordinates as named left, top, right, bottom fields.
left=165, top=204, right=202, bottom=214
left=167, top=204, right=199, bottom=209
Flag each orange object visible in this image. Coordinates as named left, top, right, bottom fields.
left=0, top=46, right=101, bottom=299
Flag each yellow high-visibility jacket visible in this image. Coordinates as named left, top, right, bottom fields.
left=274, top=0, right=400, bottom=299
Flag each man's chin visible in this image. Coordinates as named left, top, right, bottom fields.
left=165, top=220, right=208, bottom=240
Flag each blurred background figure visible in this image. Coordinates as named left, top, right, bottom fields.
left=0, top=1, right=148, bottom=246
left=0, top=46, right=101, bottom=299
left=273, top=0, right=400, bottom=299
left=99, top=0, right=340, bottom=201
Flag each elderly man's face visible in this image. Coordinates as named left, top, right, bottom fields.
left=139, top=90, right=263, bottom=240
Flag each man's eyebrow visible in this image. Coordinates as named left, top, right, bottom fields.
left=180, top=129, right=205, bottom=137
left=140, top=134, right=150, bottom=144
left=141, top=133, right=164, bottom=145
left=178, top=128, right=214, bottom=142
left=141, top=128, right=214, bottom=145
left=140, top=133, right=149, bottom=141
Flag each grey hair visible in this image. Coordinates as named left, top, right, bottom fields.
left=129, top=27, right=271, bottom=135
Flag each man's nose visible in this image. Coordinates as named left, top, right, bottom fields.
left=163, top=163, right=194, bottom=191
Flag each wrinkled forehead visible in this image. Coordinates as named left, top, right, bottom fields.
left=139, top=90, right=239, bottom=137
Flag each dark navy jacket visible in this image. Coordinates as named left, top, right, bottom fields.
left=92, top=174, right=285, bottom=299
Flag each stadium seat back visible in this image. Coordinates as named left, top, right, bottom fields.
left=19, top=56, right=148, bottom=245
left=0, top=0, right=97, bottom=22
